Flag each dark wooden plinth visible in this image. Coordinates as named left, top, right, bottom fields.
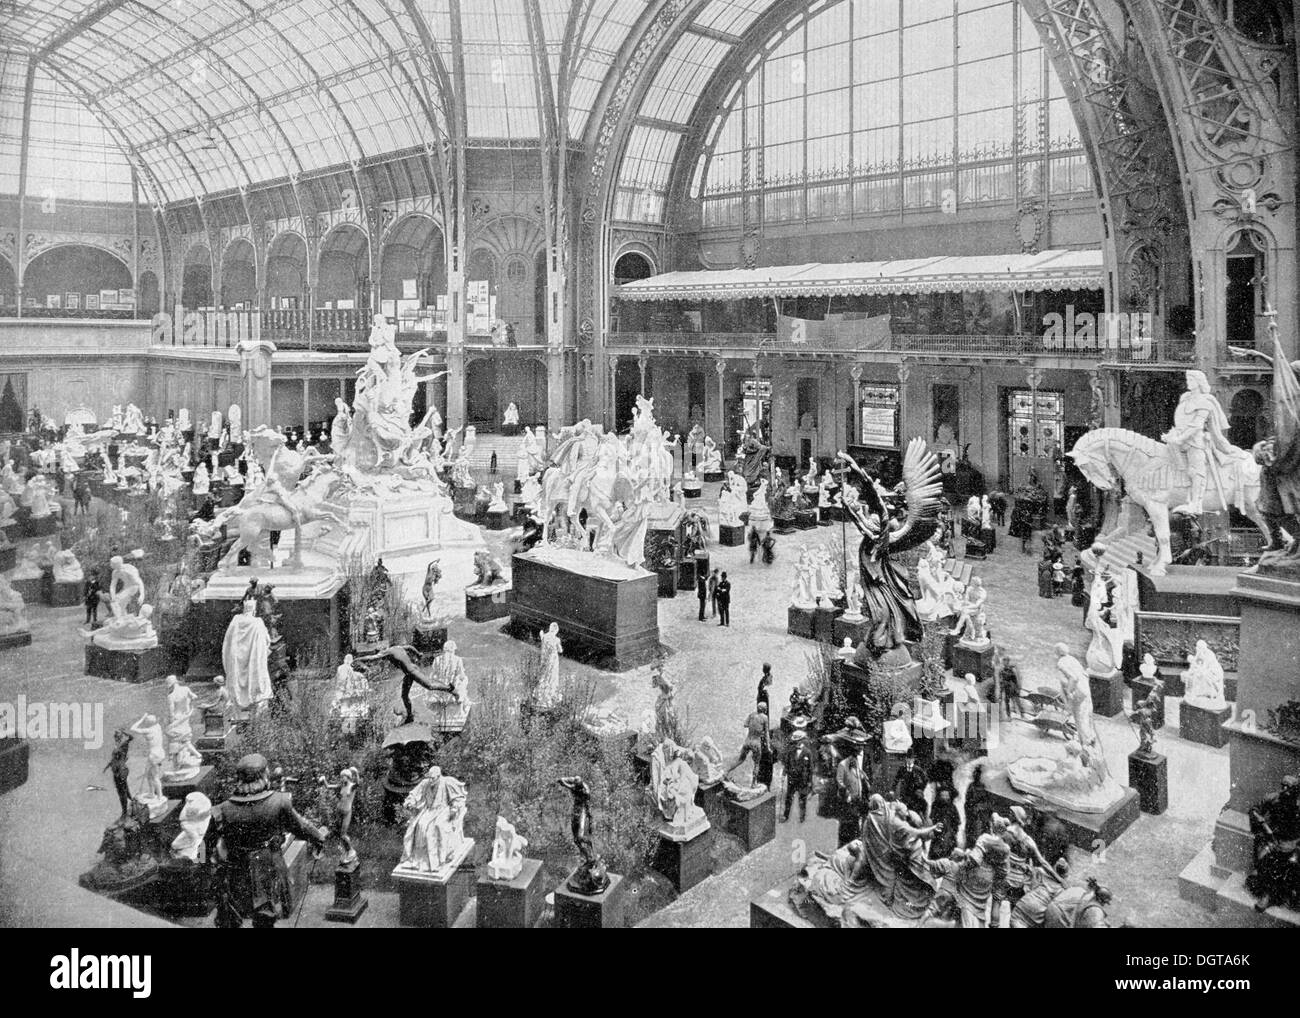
left=84, top=643, right=169, bottom=683
left=1128, top=751, right=1168, bottom=815
left=812, top=605, right=841, bottom=644
left=1179, top=701, right=1231, bottom=748
left=1088, top=669, right=1126, bottom=718
left=476, top=858, right=543, bottom=928
left=651, top=825, right=714, bottom=891
left=724, top=791, right=777, bottom=852
left=325, top=861, right=368, bottom=923
left=466, top=586, right=512, bottom=622
left=787, top=605, right=814, bottom=639
left=393, top=854, right=477, bottom=928
left=952, top=641, right=994, bottom=680
left=832, top=616, right=870, bottom=647
left=554, top=871, right=625, bottom=928
left=0, top=738, right=30, bottom=794
left=718, top=523, right=745, bottom=546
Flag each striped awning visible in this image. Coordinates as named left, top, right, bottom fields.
left=615, top=249, right=1104, bottom=301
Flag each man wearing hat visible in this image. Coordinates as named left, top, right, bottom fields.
left=208, top=753, right=327, bottom=928
left=833, top=719, right=872, bottom=845
left=783, top=729, right=814, bottom=823
left=893, top=749, right=929, bottom=820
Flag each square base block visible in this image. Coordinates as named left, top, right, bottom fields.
left=466, top=586, right=512, bottom=622
left=793, top=510, right=817, bottom=530
left=161, top=764, right=216, bottom=803
left=1088, top=669, right=1126, bottom=718
left=952, top=642, right=994, bottom=680
left=195, top=728, right=235, bottom=764
left=324, top=863, right=368, bottom=923
left=703, top=471, right=724, bottom=483
left=392, top=846, right=477, bottom=928
left=485, top=509, right=510, bottom=531
left=554, top=871, right=626, bottom=929
left=0, top=738, right=30, bottom=794
left=1128, top=752, right=1168, bottom=815
left=724, top=790, right=777, bottom=852
left=1179, top=701, right=1232, bottom=748
left=812, top=605, right=841, bottom=644
left=509, top=552, right=660, bottom=670
left=24, top=514, right=59, bottom=538
left=0, top=630, right=32, bottom=650
left=985, top=772, right=1140, bottom=850
left=695, top=780, right=729, bottom=825
left=476, top=858, right=543, bottom=928
left=0, top=544, right=15, bottom=571
left=84, top=643, right=169, bottom=683
left=787, top=605, right=815, bottom=639
left=718, top=523, right=745, bottom=546
left=651, top=824, right=714, bottom=892
left=9, top=576, right=42, bottom=603
left=46, top=578, right=82, bottom=608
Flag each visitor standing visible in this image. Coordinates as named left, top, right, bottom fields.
left=696, top=570, right=708, bottom=622
left=707, top=567, right=720, bottom=617
left=715, top=571, right=731, bottom=626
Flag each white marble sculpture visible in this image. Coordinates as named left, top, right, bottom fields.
left=1140, top=652, right=1159, bottom=681
left=121, top=402, right=144, bottom=435
left=790, top=545, right=817, bottom=609
left=177, top=408, right=191, bottom=432
left=92, top=556, right=158, bottom=650
left=331, top=654, right=371, bottom=731
left=221, top=598, right=272, bottom=710
left=818, top=470, right=836, bottom=509
left=842, top=573, right=864, bottom=622
left=1006, top=644, right=1122, bottom=814
left=502, top=402, right=519, bottom=428
left=650, top=740, right=708, bottom=833
left=688, top=737, right=727, bottom=784
left=52, top=549, right=83, bottom=584
left=398, top=766, right=469, bottom=874
left=915, top=556, right=942, bottom=622
left=718, top=471, right=748, bottom=527
left=535, top=623, right=562, bottom=707
left=227, top=403, right=242, bottom=436
left=1183, top=639, right=1227, bottom=709
left=170, top=792, right=212, bottom=862
left=883, top=708, right=914, bottom=753
left=0, top=575, right=30, bottom=636
left=488, top=481, right=507, bottom=512
left=520, top=425, right=544, bottom=473
left=128, top=713, right=169, bottom=817
left=948, top=577, right=988, bottom=646
left=487, top=815, right=528, bottom=881
left=1084, top=573, right=1126, bottom=675
left=812, top=543, right=842, bottom=602
left=698, top=435, right=722, bottom=474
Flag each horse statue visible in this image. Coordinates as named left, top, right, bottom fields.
left=1068, top=427, right=1268, bottom=575
left=217, top=468, right=347, bottom=569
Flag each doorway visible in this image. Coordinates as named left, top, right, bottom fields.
left=466, top=359, right=497, bottom=428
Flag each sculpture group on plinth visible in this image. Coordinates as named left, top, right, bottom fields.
left=650, top=740, right=709, bottom=835
left=221, top=598, right=272, bottom=713
left=1183, top=639, right=1228, bottom=710
left=91, top=554, right=158, bottom=651
left=397, top=765, right=470, bottom=875
left=488, top=815, right=528, bottom=881
left=1068, top=369, right=1269, bottom=576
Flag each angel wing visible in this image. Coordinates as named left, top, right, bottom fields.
left=884, top=437, right=944, bottom=553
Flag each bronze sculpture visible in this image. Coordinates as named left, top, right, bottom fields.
left=557, top=775, right=609, bottom=895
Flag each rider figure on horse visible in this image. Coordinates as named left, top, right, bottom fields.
left=1161, top=369, right=1238, bottom=517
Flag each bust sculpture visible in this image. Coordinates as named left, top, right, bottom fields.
left=487, top=815, right=528, bottom=881
left=1139, top=652, right=1159, bottom=680
left=1183, top=639, right=1227, bottom=709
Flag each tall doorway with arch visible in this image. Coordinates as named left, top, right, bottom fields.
left=466, top=358, right=497, bottom=429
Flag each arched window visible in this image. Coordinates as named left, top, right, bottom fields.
left=613, top=252, right=653, bottom=285
left=697, top=0, right=1092, bottom=227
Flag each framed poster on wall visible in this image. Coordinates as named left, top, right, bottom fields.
left=65, top=293, right=81, bottom=309
left=85, top=295, right=100, bottom=310
left=46, top=294, right=61, bottom=308
left=858, top=383, right=899, bottom=449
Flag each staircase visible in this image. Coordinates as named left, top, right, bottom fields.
left=460, top=433, right=528, bottom=482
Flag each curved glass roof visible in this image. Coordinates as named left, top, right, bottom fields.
left=1, top=0, right=1090, bottom=221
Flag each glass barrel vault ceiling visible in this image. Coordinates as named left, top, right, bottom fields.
left=0, top=0, right=1090, bottom=222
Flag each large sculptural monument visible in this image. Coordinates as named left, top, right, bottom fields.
left=509, top=396, right=665, bottom=670
left=205, top=316, right=485, bottom=606
left=1178, top=326, right=1300, bottom=927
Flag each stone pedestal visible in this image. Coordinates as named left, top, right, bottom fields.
left=1179, top=701, right=1231, bottom=748
left=832, top=616, right=869, bottom=647
left=476, top=857, right=543, bottom=928
left=657, top=565, right=678, bottom=597
left=651, top=822, right=714, bottom=891
left=324, top=860, right=368, bottom=923
left=952, top=641, right=994, bottom=680
left=24, top=514, right=58, bottom=538
left=812, top=605, right=841, bottom=644
left=195, top=727, right=235, bottom=764
left=508, top=550, right=660, bottom=670
left=0, top=738, right=30, bottom=794
left=392, top=842, right=477, bottom=928
left=1128, top=752, right=1168, bottom=815
left=724, top=790, right=777, bottom=852
left=787, top=605, right=815, bottom=639
left=985, top=772, right=1139, bottom=850
left=452, top=486, right=477, bottom=519
left=0, top=544, right=15, bottom=572
left=465, top=584, right=512, bottom=622
left=9, top=576, right=42, bottom=603
left=703, top=471, right=724, bottom=483
left=718, top=523, right=745, bottom=546
left=45, top=578, right=82, bottom=608
left=793, top=509, right=817, bottom=530
left=161, top=764, right=216, bottom=803
left=695, top=779, right=729, bottom=825
left=0, top=630, right=32, bottom=650
left=485, top=509, right=510, bottom=531
left=683, top=484, right=701, bottom=500
left=85, top=643, right=169, bottom=683
left=677, top=555, right=701, bottom=591
left=554, top=871, right=625, bottom=928
left=1088, top=669, right=1126, bottom=718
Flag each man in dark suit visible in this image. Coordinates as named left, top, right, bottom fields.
left=696, top=570, right=708, bottom=621
left=715, top=571, right=731, bottom=626
left=783, top=730, right=814, bottom=822
left=893, top=750, right=929, bottom=819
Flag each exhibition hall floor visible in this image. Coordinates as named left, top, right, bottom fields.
left=0, top=484, right=1224, bottom=927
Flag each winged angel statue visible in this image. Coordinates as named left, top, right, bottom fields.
left=835, top=437, right=944, bottom=655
